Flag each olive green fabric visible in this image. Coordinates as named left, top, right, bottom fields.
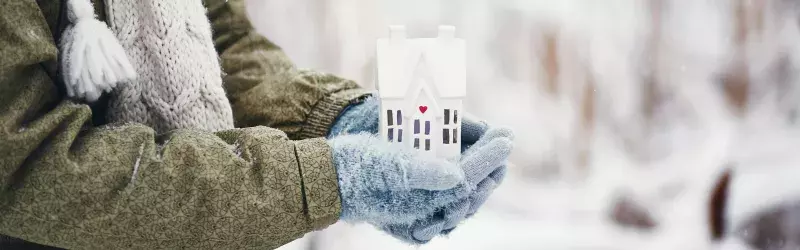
left=206, top=0, right=371, bottom=140
left=0, top=0, right=367, bottom=249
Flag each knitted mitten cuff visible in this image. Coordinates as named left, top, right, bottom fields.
left=328, top=95, right=379, bottom=138
left=298, top=88, right=372, bottom=139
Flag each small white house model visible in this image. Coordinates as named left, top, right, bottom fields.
left=376, top=25, right=466, bottom=160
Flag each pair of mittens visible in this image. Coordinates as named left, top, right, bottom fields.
left=329, top=133, right=471, bottom=226
left=381, top=122, right=514, bottom=243
left=328, top=96, right=514, bottom=243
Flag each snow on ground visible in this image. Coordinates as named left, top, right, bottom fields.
left=247, top=0, right=800, bottom=249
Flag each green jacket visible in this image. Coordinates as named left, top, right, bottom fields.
left=0, top=0, right=369, bottom=249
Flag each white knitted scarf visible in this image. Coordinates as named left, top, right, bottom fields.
left=59, top=0, right=235, bottom=133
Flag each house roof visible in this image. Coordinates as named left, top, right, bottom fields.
left=376, top=36, right=466, bottom=98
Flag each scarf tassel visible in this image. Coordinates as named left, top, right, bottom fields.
left=59, top=0, right=136, bottom=102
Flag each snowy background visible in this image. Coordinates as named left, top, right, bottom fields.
left=244, top=0, right=800, bottom=249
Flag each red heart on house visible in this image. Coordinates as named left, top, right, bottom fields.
left=419, top=106, right=428, bottom=113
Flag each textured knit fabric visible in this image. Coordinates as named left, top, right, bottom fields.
left=0, top=0, right=369, bottom=248
left=382, top=127, right=514, bottom=244
left=104, top=0, right=235, bottom=133
left=328, top=133, right=470, bottom=225
left=392, top=169, right=507, bottom=243
left=329, top=130, right=513, bottom=238
left=328, top=94, right=379, bottom=137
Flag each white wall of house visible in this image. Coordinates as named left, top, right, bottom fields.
left=381, top=93, right=462, bottom=159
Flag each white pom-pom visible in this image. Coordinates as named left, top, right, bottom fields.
left=59, top=0, right=136, bottom=102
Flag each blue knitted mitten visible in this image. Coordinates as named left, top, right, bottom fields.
left=328, top=96, right=513, bottom=243
left=328, top=95, right=380, bottom=137
left=382, top=125, right=513, bottom=244
left=328, top=133, right=471, bottom=225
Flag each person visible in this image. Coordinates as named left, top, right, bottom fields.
left=0, top=0, right=514, bottom=249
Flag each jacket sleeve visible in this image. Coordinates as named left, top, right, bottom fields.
left=205, top=0, right=372, bottom=140
left=0, top=1, right=341, bottom=249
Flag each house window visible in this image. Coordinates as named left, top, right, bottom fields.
left=386, top=109, right=403, bottom=143
left=413, top=118, right=432, bottom=151
left=442, top=109, right=459, bottom=145
left=425, top=121, right=430, bottom=135
left=397, top=110, right=403, bottom=125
